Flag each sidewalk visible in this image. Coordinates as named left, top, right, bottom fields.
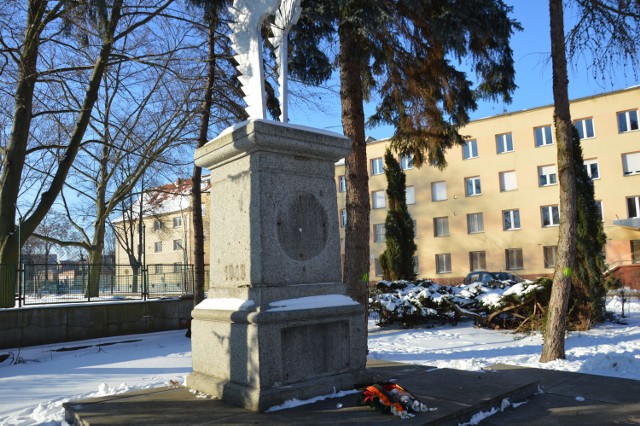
left=63, top=359, right=640, bottom=425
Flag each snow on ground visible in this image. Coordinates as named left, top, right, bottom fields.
left=0, top=296, right=637, bottom=425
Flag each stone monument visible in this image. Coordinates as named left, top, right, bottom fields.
left=187, top=0, right=369, bottom=412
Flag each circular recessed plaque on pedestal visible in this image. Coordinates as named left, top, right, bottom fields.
left=277, top=191, right=328, bottom=261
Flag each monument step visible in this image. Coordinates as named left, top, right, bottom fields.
left=64, top=359, right=539, bottom=425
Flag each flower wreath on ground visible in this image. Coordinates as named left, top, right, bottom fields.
left=359, top=381, right=437, bottom=419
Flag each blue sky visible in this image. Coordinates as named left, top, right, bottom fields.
left=289, top=2, right=639, bottom=139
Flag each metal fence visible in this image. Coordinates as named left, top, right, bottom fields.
left=8, top=263, right=209, bottom=307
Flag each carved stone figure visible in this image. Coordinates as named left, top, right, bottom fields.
left=228, top=0, right=302, bottom=122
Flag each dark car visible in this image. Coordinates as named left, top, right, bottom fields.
left=463, top=271, right=524, bottom=287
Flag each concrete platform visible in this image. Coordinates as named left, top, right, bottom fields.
left=63, top=360, right=640, bottom=425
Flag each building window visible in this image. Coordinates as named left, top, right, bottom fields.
left=154, top=241, right=162, bottom=253
left=173, top=239, right=183, bottom=250
left=431, top=181, right=447, bottom=201
left=406, top=186, right=416, bottom=205
left=371, top=157, right=384, bottom=175
left=584, top=159, right=600, bottom=179
left=338, top=175, right=346, bottom=192
left=173, top=216, right=182, bottom=228
left=373, top=224, right=385, bottom=243
left=499, top=170, right=517, bottom=192
left=622, top=152, right=640, bottom=176
left=400, top=154, right=413, bottom=170
left=543, top=246, right=558, bottom=268
left=374, top=259, right=383, bottom=277
left=413, top=256, right=420, bottom=274
left=340, top=209, right=347, bottom=227
left=503, top=209, right=521, bottom=230
left=595, top=200, right=604, bottom=221
left=617, top=109, right=639, bottom=133
left=465, top=176, right=482, bottom=196
left=534, top=125, right=553, bottom=147
left=469, top=251, right=486, bottom=271
left=467, top=213, right=484, bottom=234
left=575, top=118, right=595, bottom=139
left=463, top=140, right=478, bottom=159
left=153, top=220, right=162, bottom=230
left=372, top=190, right=386, bottom=209
left=628, top=196, right=640, bottom=218
left=632, top=240, right=640, bottom=264
left=496, top=133, right=514, bottom=154
left=433, top=217, right=449, bottom=237
left=505, top=248, right=524, bottom=270
left=541, top=205, right=560, bottom=227
left=435, top=253, right=452, bottom=274
left=538, top=164, right=558, bottom=186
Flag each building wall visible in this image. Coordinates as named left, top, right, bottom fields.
left=336, top=86, right=640, bottom=282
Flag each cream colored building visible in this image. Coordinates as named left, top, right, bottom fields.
left=336, top=86, right=640, bottom=284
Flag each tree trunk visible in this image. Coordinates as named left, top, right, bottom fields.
left=192, top=16, right=217, bottom=308
left=540, top=0, right=577, bottom=362
left=338, top=20, right=370, bottom=310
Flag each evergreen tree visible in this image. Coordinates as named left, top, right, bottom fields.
left=379, top=150, right=416, bottom=281
left=571, top=128, right=607, bottom=329
left=291, top=0, right=519, bottom=309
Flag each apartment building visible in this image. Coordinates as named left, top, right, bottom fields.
left=114, top=177, right=211, bottom=274
left=336, top=86, right=640, bottom=284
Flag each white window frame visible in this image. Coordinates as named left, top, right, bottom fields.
left=575, top=117, right=595, bottom=139
left=373, top=223, right=385, bottom=243
left=431, top=181, right=447, bottom=201
left=173, top=239, right=183, bottom=251
left=338, top=175, right=346, bottom=192
left=595, top=200, right=604, bottom=221
left=617, top=109, right=639, bottom=133
left=534, top=125, right=553, bottom=147
left=400, top=154, right=413, bottom=170
left=632, top=240, right=640, bottom=264
left=405, top=186, right=416, bottom=205
left=541, top=205, right=560, bottom=227
left=154, top=241, right=162, bottom=253
left=173, top=216, right=182, bottom=228
left=469, top=251, right=486, bottom=271
left=496, top=133, right=514, bottom=154
left=372, top=190, right=386, bottom=209
left=467, top=213, right=484, bottom=234
left=503, top=209, right=521, bottom=230
left=465, top=176, right=482, bottom=197
left=340, top=209, right=347, bottom=227
left=499, top=170, right=517, bottom=192
left=374, top=258, right=383, bottom=277
left=543, top=246, right=557, bottom=269
left=505, top=248, right=524, bottom=270
left=371, top=157, right=384, bottom=175
left=153, top=220, right=162, bottom=231
left=433, top=217, right=449, bottom=237
left=584, top=159, right=600, bottom=179
left=622, top=152, right=640, bottom=176
left=435, top=253, right=452, bottom=274
left=463, top=139, right=478, bottom=160
left=538, top=164, right=558, bottom=187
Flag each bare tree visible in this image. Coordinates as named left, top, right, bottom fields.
left=0, top=0, right=174, bottom=307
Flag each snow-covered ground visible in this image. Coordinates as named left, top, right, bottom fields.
left=0, top=296, right=637, bottom=425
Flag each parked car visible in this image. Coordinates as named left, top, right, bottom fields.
left=463, top=271, right=524, bottom=287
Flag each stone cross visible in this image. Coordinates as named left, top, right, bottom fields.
left=228, top=0, right=302, bottom=122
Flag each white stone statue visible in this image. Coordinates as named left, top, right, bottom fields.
left=228, top=0, right=302, bottom=122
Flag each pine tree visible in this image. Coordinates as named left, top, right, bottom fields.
left=571, top=128, right=607, bottom=329
left=291, top=0, right=519, bottom=309
left=379, top=150, right=416, bottom=281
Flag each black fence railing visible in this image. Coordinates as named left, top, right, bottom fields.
left=5, top=263, right=209, bottom=307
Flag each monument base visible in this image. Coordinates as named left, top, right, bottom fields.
left=187, top=299, right=369, bottom=412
